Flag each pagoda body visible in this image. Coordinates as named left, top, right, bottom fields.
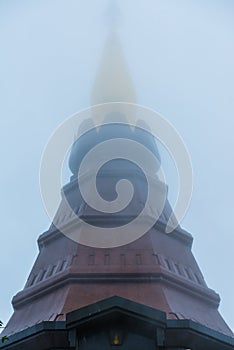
left=3, top=118, right=232, bottom=338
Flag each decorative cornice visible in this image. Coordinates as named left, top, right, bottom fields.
left=38, top=218, right=193, bottom=249
left=13, top=270, right=220, bottom=310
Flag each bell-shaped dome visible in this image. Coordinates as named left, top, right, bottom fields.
left=69, top=114, right=160, bottom=177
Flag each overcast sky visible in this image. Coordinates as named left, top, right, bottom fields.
left=0, top=0, right=234, bottom=331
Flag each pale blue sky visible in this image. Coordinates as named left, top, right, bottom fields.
left=0, top=0, right=234, bottom=331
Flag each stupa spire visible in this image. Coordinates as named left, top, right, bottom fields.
left=91, top=3, right=136, bottom=106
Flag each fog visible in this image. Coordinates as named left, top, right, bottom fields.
left=0, top=0, right=233, bottom=330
